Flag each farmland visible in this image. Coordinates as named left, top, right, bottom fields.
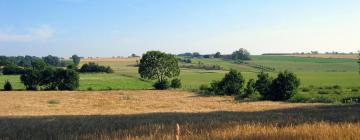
left=0, top=91, right=359, bottom=140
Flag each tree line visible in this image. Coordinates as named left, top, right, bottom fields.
left=199, top=70, right=300, bottom=101
left=1, top=54, right=114, bottom=91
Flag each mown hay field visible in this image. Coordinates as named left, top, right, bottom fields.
left=0, top=90, right=359, bottom=140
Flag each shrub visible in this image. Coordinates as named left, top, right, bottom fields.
left=55, top=69, right=79, bottom=90
left=2, top=65, right=24, bottom=75
left=266, top=71, right=300, bottom=101
left=333, top=85, right=342, bottom=89
left=255, top=72, right=272, bottom=98
left=20, top=69, right=40, bottom=90
left=153, top=80, right=170, bottom=90
left=202, top=70, right=245, bottom=96
left=170, top=78, right=182, bottom=88
left=351, top=88, right=359, bottom=92
left=318, top=90, right=330, bottom=94
left=3, top=80, right=13, bottom=91
left=48, top=99, right=60, bottom=104
left=20, top=68, right=80, bottom=91
left=243, top=79, right=256, bottom=98
left=79, top=62, right=113, bottom=73
left=301, top=87, right=311, bottom=92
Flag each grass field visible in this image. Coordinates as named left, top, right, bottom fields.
left=0, top=91, right=359, bottom=140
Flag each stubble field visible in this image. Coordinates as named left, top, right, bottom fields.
left=0, top=90, right=359, bottom=140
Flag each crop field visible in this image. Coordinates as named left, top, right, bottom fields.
left=0, top=90, right=359, bottom=140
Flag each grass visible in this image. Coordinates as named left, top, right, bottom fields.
left=0, top=91, right=359, bottom=139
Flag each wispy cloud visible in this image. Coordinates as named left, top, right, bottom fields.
left=0, top=25, right=55, bottom=42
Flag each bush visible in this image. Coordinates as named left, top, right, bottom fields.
left=170, top=78, right=182, bottom=88
left=20, top=69, right=41, bottom=90
left=20, top=68, right=79, bottom=91
left=3, top=80, right=13, bottom=91
left=333, top=85, right=342, bottom=89
left=301, top=87, right=311, bottom=92
left=2, top=65, right=24, bottom=75
left=243, top=79, right=256, bottom=98
left=351, top=88, right=359, bottom=92
left=201, top=69, right=245, bottom=96
left=255, top=72, right=272, bottom=98
left=153, top=80, right=170, bottom=90
left=318, top=90, right=330, bottom=94
left=79, top=62, right=113, bottom=73
left=55, top=69, right=79, bottom=90
left=266, top=71, right=300, bottom=101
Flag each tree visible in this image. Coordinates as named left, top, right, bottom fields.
left=4, top=80, right=13, bottom=91
left=55, top=69, right=79, bottom=90
left=31, top=59, right=47, bottom=70
left=214, top=52, right=221, bottom=58
left=43, top=55, right=61, bottom=66
left=255, top=72, right=272, bottom=98
left=20, top=69, right=41, bottom=90
left=138, top=51, right=180, bottom=89
left=71, top=55, right=81, bottom=66
left=39, top=67, right=57, bottom=90
left=232, top=48, right=251, bottom=60
left=244, top=79, right=256, bottom=98
left=219, top=69, right=245, bottom=95
left=192, top=52, right=201, bottom=58
left=267, top=71, right=300, bottom=101
left=2, top=64, right=24, bottom=75
left=79, top=62, right=113, bottom=73
left=170, top=78, right=182, bottom=88
left=207, top=69, right=245, bottom=95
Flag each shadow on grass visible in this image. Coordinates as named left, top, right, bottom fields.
left=0, top=104, right=359, bottom=139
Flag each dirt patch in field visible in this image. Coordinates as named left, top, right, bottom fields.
left=0, top=90, right=320, bottom=116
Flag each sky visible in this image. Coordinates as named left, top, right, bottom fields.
left=0, top=0, right=359, bottom=57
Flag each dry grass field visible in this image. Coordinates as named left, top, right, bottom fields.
left=0, top=91, right=359, bottom=140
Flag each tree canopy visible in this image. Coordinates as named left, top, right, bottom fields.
left=138, top=51, right=180, bottom=82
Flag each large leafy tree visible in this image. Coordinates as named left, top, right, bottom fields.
left=138, top=51, right=180, bottom=82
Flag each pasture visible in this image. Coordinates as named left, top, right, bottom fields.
left=0, top=91, right=359, bottom=140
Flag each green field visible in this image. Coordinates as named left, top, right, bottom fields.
left=1, top=55, right=359, bottom=103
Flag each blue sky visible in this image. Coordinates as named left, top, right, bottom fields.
left=0, top=0, right=359, bottom=57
